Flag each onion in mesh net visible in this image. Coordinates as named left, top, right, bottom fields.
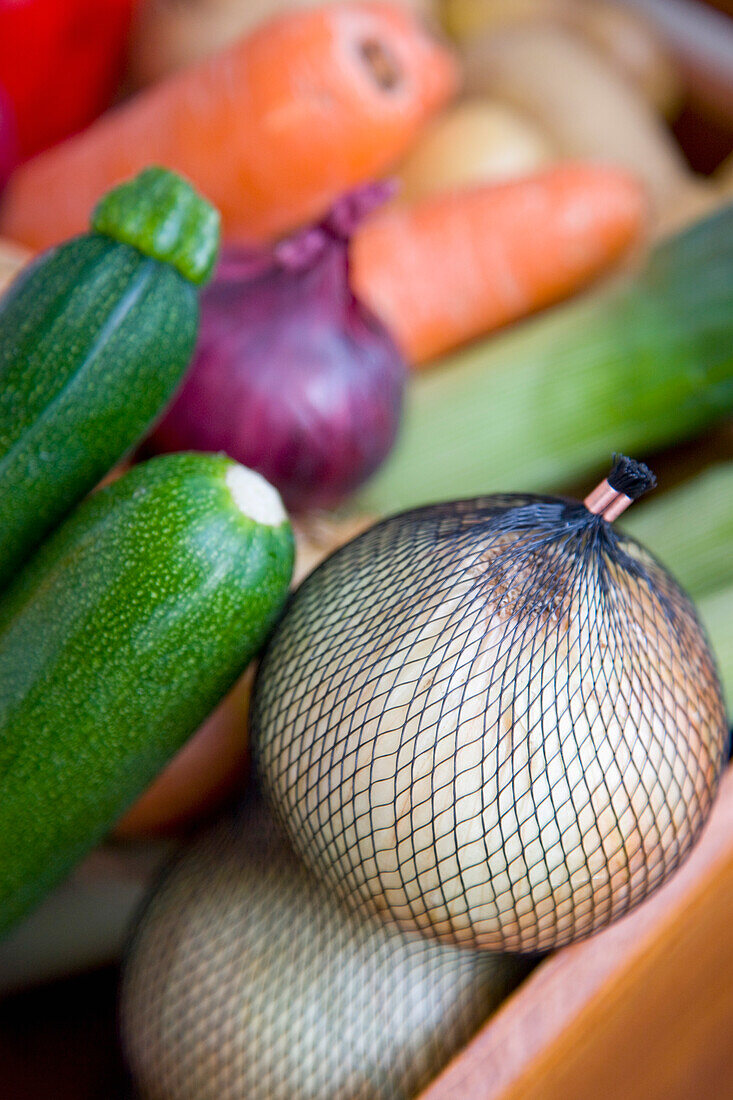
left=120, top=800, right=526, bottom=1100
left=252, top=458, right=728, bottom=953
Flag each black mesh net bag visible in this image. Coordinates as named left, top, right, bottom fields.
left=251, top=458, right=728, bottom=954
left=120, top=799, right=527, bottom=1100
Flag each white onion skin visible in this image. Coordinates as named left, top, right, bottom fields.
left=120, top=803, right=525, bottom=1100
left=252, top=501, right=728, bottom=953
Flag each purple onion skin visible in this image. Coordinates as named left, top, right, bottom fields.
left=149, top=184, right=406, bottom=513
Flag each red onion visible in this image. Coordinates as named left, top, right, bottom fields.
left=149, top=183, right=406, bottom=513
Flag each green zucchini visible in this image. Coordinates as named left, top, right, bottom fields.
left=0, top=452, right=293, bottom=937
left=0, top=167, right=220, bottom=588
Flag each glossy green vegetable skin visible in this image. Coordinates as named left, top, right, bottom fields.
left=91, top=166, right=220, bottom=286
left=0, top=167, right=220, bottom=590
left=0, top=235, right=198, bottom=588
left=0, top=453, right=294, bottom=938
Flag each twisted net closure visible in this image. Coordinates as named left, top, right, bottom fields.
left=121, top=803, right=524, bottom=1100
left=252, top=494, right=727, bottom=953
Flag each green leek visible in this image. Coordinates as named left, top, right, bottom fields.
left=698, top=586, right=733, bottom=715
left=621, top=463, right=733, bottom=600
left=355, top=205, right=733, bottom=514
left=621, top=462, right=733, bottom=714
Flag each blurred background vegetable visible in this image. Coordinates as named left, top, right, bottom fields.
left=459, top=20, right=706, bottom=220
left=395, top=98, right=555, bottom=200
left=0, top=2, right=457, bottom=250
left=121, top=801, right=529, bottom=1100
left=621, top=460, right=733, bottom=714
left=441, top=0, right=682, bottom=118
left=718, top=152, right=733, bottom=196
left=0, top=842, right=173, bottom=995
left=149, top=184, right=406, bottom=512
left=353, top=204, right=733, bottom=511
left=0, top=0, right=135, bottom=161
left=698, top=585, right=733, bottom=710
left=127, top=0, right=438, bottom=89
left=353, top=162, right=645, bottom=364
left=621, top=462, right=733, bottom=600
left=0, top=86, right=17, bottom=187
left=566, top=0, right=682, bottom=116
left=624, top=0, right=733, bottom=124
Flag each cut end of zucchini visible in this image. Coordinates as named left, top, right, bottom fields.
left=225, top=465, right=288, bottom=528
left=91, top=167, right=220, bottom=285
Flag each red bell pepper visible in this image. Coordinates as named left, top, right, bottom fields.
left=0, top=83, right=16, bottom=185
left=0, top=0, right=136, bottom=162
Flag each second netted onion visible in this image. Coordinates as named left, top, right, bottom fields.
left=252, top=460, right=728, bottom=953
left=121, top=801, right=525, bottom=1100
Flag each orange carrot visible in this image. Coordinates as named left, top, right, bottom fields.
left=351, top=163, right=646, bottom=364
left=0, top=2, right=457, bottom=251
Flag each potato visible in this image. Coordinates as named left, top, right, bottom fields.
left=396, top=98, right=555, bottom=201
left=461, top=22, right=690, bottom=215
left=442, top=0, right=681, bottom=117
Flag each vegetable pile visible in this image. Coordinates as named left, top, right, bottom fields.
left=0, top=0, right=732, bottom=1095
